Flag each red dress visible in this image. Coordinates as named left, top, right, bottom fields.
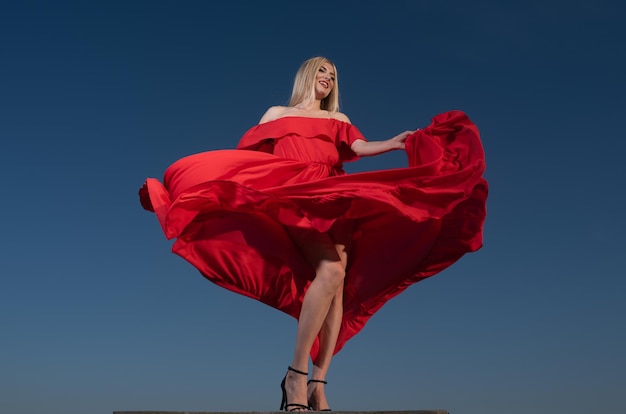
left=139, top=111, right=488, bottom=358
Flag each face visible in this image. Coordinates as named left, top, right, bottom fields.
left=314, top=62, right=335, bottom=100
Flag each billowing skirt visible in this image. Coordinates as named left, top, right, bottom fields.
left=139, top=110, right=488, bottom=357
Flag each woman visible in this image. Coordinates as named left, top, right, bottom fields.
left=139, top=57, right=488, bottom=411
left=262, top=58, right=413, bottom=412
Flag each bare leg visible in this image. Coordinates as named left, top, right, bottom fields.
left=308, top=240, right=348, bottom=410
left=283, top=228, right=347, bottom=411
left=308, top=282, right=343, bottom=410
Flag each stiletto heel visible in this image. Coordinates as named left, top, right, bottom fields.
left=307, top=379, right=331, bottom=411
left=280, top=366, right=310, bottom=411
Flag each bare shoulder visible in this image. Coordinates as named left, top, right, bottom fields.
left=331, top=111, right=352, bottom=124
left=259, top=106, right=289, bottom=124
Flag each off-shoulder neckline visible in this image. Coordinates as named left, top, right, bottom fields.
left=258, top=116, right=352, bottom=127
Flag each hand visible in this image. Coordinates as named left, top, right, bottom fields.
left=390, top=129, right=418, bottom=150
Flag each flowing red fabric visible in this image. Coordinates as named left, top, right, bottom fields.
left=139, top=111, right=488, bottom=358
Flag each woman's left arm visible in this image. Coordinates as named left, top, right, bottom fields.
left=350, top=130, right=416, bottom=157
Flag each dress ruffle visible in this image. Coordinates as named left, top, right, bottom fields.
left=139, top=110, right=488, bottom=358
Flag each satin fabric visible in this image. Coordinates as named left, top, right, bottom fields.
left=139, top=110, right=488, bottom=358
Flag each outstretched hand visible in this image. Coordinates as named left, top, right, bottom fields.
left=390, top=129, right=418, bottom=150
left=351, top=129, right=420, bottom=156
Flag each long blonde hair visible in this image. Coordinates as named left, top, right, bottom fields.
left=288, top=57, right=339, bottom=112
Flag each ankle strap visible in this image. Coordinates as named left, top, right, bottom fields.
left=287, top=366, right=308, bottom=376
left=308, top=379, right=327, bottom=384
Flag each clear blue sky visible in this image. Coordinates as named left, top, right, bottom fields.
left=1, top=1, right=624, bottom=414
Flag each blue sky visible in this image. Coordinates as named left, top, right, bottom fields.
left=1, top=1, right=624, bottom=413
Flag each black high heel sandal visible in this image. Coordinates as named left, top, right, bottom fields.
left=280, top=366, right=310, bottom=412
left=307, top=379, right=331, bottom=411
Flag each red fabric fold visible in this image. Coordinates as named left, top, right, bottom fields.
left=138, top=111, right=488, bottom=358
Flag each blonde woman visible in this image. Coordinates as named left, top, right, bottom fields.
left=140, top=57, right=488, bottom=411
left=259, top=57, right=412, bottom=411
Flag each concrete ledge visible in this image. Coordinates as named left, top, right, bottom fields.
left=114, top=411, right=449, bottom=414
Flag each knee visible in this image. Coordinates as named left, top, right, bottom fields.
left=317, top=261, right=345, bottom=290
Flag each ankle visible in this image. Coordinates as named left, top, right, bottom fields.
left=285, top=366, right=308, bottom=386
left=288, top=365, right=308, bottom=376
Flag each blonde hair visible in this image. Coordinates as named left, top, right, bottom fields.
left=288, top=57, right=339, bottom=112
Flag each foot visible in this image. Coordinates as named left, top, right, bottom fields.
left=307, top=379, right=331, bottom=411
left=283, top=367, right=309, bottom=412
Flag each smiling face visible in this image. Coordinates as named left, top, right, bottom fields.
left=289, top=56, right=340, bottom=112
left=314, top=62, right=336, bottom=100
